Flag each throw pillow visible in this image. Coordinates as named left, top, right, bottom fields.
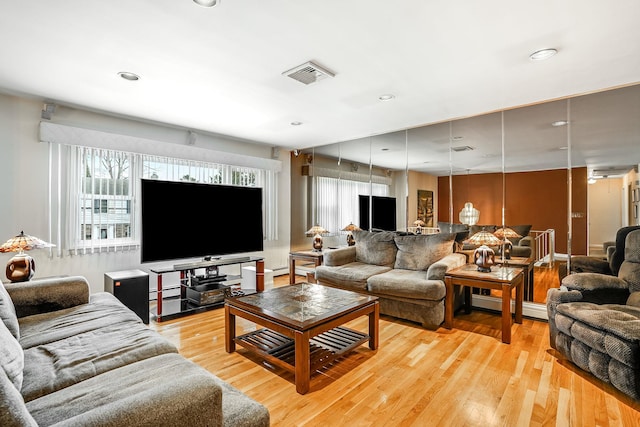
left=0, top=319, right=24, bottom=391
left=437, top=222, right=469, bottom=244
left=353, top=230, right=398, bottom=267
left=0, top=282, right=19, bottom=339
left=394, top=232, right=455, bottom=271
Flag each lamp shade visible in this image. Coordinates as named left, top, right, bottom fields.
left=464, top=230, right=501, bottom=247
left=459, top=202, right=480, bottom=225
left=341, top=223, right=361, bottom=232
left=0, top=231, right=54, bottom=253
left=305, top=225, right=328, bottom=236
left=494, top=227, right=521, bottom=239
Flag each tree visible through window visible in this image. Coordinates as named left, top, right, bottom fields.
left=79, top=148, right=132, bottom=244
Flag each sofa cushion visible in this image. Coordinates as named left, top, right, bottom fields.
left=21, top=318, right=178, bottom=402
left=367, top=269, right=446, bottom=301
left=0, top=281, right=19, bottom=339
left=0, top=367, right=37, bottom=427
left=556, top=302, right=640, bottom=366
left=316, top=262, right=391, bottom=292
left=353, top=230, right=397, bottom=267
left=18, top=292, right=144, bottom=349
left=393, top=233, right=454, bottom=271
left=0, top=319, right=23, bottom=391
left=25, top=353, right=228, bottom=427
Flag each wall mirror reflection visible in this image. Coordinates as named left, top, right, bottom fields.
left=303, top=83, right=640, bottom=318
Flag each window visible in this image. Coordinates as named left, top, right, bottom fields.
left=315, top=176, right=389, bottom=234
left=62, top=146, right=277, bottom=254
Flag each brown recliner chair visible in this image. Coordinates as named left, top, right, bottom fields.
left=558, top=225, right=640, bottom=281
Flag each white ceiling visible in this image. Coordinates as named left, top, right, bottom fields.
left=1, top=1, right=639, bottom=175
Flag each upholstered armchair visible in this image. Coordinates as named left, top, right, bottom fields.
left=546, top=229, right=640, bottom=401
left=559, top=225, right=640, bottom=280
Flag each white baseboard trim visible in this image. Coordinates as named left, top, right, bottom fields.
left=471, top=295, right=548, bottom=321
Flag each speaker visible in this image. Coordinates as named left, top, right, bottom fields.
left=187, top=130, right=197, bottom=145
left=104, top=270, right=149, bottom=324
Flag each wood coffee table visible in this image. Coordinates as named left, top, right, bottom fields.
left=225, top=283, right=379, bottom=394
left=444, top=264, right=523, bottom=344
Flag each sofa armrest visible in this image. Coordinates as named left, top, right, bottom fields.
left=323, top=246, right=356, bottom=266
left=546, top=287, right=583, bottom=349
left=518, top=235, right=533, bottom=247
left=569, top=255, right=611, bottom=275
left=426, top=253, right=466, bottom=281
left=6, top=276, right=90, bottom=318
left=560, top=272, right=630, bottom=305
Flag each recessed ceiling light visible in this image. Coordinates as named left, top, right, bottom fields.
left=118, top=71, right=140, bottom=81
left=378, top=94, right=395, bottom=101
left=291, top=121, right=303, bottom=126
left=552, top=120, right=568, bottom=127
left=381, top=148, right=389, bottom=151
left=452, top=136, right=464, bottom=141
left=193, top=0, right=220, bottom=7
left=529, top=48, right=558, bottom=61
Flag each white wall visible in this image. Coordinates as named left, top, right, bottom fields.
left=588, top=178, right=622, bottom=253
left=0, top=93, right=291, bottom=293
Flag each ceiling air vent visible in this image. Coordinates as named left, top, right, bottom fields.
left=592, top=166, right=634, bottom=178
left=451, top=145, right=474, bottom=152
left=283, top=61, right=335, bottom=85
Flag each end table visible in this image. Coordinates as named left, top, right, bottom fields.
left=288, top=250, right=323, bottom=284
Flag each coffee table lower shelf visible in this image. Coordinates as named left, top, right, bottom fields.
left=235, top=326, right=369, bottom=373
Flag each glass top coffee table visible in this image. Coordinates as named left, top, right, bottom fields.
left=225, top=283, right=379, bottom=394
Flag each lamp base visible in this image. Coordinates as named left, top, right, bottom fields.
left=6, top=253, right=35, bottom=282
left=473, top=245, right=495, bottom=273
left=346, top=233, right=355, bottom=246
left=312, top=234, right=323, bottom=252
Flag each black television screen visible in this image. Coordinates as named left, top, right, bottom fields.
left=359, top=195, right=397, bottom=231
left=140, top=179, right=264, bottom=263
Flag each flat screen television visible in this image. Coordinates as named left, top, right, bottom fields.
left=140, top=179, right=264, bottom=263
left=358, top=195, right=397, bottom=231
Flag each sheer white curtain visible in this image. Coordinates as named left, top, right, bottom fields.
left=53, top=146, right=278, bottom=256
left=64, top=146, right=138, bottom=255
left=315, top=176, right=389, bottom=234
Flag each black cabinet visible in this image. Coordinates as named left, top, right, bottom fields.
left=104, top=270, right=149, bottom=324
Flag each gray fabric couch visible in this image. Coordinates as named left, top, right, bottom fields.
left=546, top=229, right=640, bottom=401
left=315, top=230, right=466, bottom=329
left=0, top=276, right=270, bottom=427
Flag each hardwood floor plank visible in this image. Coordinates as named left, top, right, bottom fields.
left=150, top=272, right=640, bottom=426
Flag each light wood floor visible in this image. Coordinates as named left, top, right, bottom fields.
left=150, top=269, right=640, bottom=427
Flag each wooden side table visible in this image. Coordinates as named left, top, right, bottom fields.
left=288, top=250, right=324, bottom=284
left=495, top=256, right=535, bottom=301
left=444, top=264, right=523, bottom=344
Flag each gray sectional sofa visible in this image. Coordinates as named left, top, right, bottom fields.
left=315, top=230, right=466, bottom=329
left=0, top=276, right=270, bottom=427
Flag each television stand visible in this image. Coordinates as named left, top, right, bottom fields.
left=150, top=256, right=265, bottom=322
